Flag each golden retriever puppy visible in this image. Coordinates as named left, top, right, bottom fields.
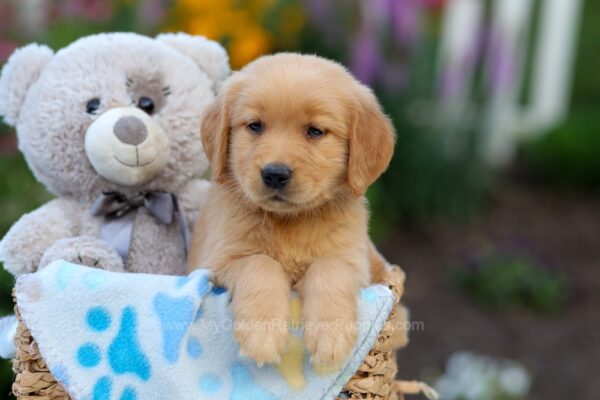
left=189, top=53, right=396, bottom=367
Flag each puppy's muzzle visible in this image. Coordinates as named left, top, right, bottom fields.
left=261, top=163, right=292, bottom=189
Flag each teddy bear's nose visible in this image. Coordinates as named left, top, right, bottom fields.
left=113, top=116, right=148, bottom=145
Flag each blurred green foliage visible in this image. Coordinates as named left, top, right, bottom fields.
left=520, top=1, right=600, bottom=191
left=454, top=252, right=568, bottom=314
left=522, top=110, right=600, bottom=189
left=367, top=98, right=491, bottom=238
left=0, top=153, right=50, bottom=397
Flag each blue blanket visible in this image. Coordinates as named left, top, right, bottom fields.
left=15, top=260, right=395, bottom=400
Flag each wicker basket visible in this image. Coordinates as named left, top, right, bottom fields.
left=12, top=267, right=411, bottom=400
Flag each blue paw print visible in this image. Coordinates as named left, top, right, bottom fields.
left=175, top=270, right=212, bottom=298
left=50, top=364, right=70, bottom=387
left=83, top=269, right=109, bottom=290
left=186, top=336, right=203, bottom=359
left=92, top=376, right=112, bottom=400
left=360, top=287, right=380, bottom=304
left=55, top=262, right=109, bottom=290
left=75, top=306, right=151, bottom=400
left=175, top=276, right=191, bottom=288
left=153, top=293, right=196, bottom=364
left=120, top=386, right=138, bottom=400
left=195, top=363, right=276, bottom=398
left=92, top=378, right=139, bottom=400
left=211, top=286, right=228, bottom=295
left=230, top=363, right=277, bottom=400
left=199, top=373, right=223, bottom=394
left=108, top=307, right=151, bottom=380
left=77, top=343, right=101, bottom=368
left=56, top=261, right=78, bottom=289
left=87, top=307, right=112, bottom=332
left=161, top=271, right=212, bottom=363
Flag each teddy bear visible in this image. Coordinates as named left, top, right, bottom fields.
left=0, top=32, right=230, bottom=276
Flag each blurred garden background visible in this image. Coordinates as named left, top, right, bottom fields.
left=0, top=0, right=598, bottom=398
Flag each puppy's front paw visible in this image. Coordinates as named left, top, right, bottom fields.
left=234, top=309, right=289, bottom=366
left=304, top=299, right=357, bottom=367
left=225, top=254, right=291, bottom=366
left=235, top=315, right=289, bottom=366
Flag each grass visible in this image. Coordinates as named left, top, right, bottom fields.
left=454, top=251, right=568, bottom=314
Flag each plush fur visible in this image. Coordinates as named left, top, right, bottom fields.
left=0, top=33, right=230, bottom=276
left=189, top=53, right=399, bottom=367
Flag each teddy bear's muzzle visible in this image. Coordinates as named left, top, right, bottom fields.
left=113, top=116, right=148, bottom=146
left=84, top=107, right=170, bottom=187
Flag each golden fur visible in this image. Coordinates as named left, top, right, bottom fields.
left=189, top=53, right=397, bottom=366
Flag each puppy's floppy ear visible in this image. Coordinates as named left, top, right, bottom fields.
left=0, top=44, right=54, bottom=126
left=201, top=77, right=241, bottom=184
left=347, top=86, right=396, bottom=198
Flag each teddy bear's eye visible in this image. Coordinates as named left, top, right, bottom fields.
left=137, top=96, right=155, bottom=115
left=86, top=98, right=101, bottom=115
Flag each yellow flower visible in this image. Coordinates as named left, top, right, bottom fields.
left=170, top=0, right=306, bottom=68
left=229, top=27, right=272, bottom=67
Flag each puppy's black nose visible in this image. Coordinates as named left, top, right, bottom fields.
left=261, top=164, right=292, bottom=189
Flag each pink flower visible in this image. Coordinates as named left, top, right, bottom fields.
left=0, top=133, right=18, bottom=156
left=423, top=0, right=446, bottom=10
left=58, top=0, right=113, bottom=22
left=0, top=39, right=17, bottom=64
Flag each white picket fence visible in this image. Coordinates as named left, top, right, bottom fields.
left=438, top=0, right=583, bottom=165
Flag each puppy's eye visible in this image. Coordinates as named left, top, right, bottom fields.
left=137, top=96, right=155, bottom=115
left=247, top=122, right=264, bottom=134
left=307, top=126, right=325, bottom=138
left=86, top=98, right=101, bottom=115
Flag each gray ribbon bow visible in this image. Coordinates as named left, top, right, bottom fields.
left=91, top=191, right=190, bottom=260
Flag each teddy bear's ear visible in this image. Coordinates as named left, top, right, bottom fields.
left=156, top=33, right=230, bottom=88
left=0, top=44, right=54, bottom=127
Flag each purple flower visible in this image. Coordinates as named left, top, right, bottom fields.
left=438, top=22, right=487, bottom=99
left=351, top=26, right=381, bottom=85
left=304, top=0, right=349, bottom=44
left=305, top=0, right=421, bottom=91
left=138, top=0, right=166, bottom=29
left=486, top=29, right=516, bottom=91
left=388, top=0, right=424, bottom=48
left=305, top=0, right=334, bottom=25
